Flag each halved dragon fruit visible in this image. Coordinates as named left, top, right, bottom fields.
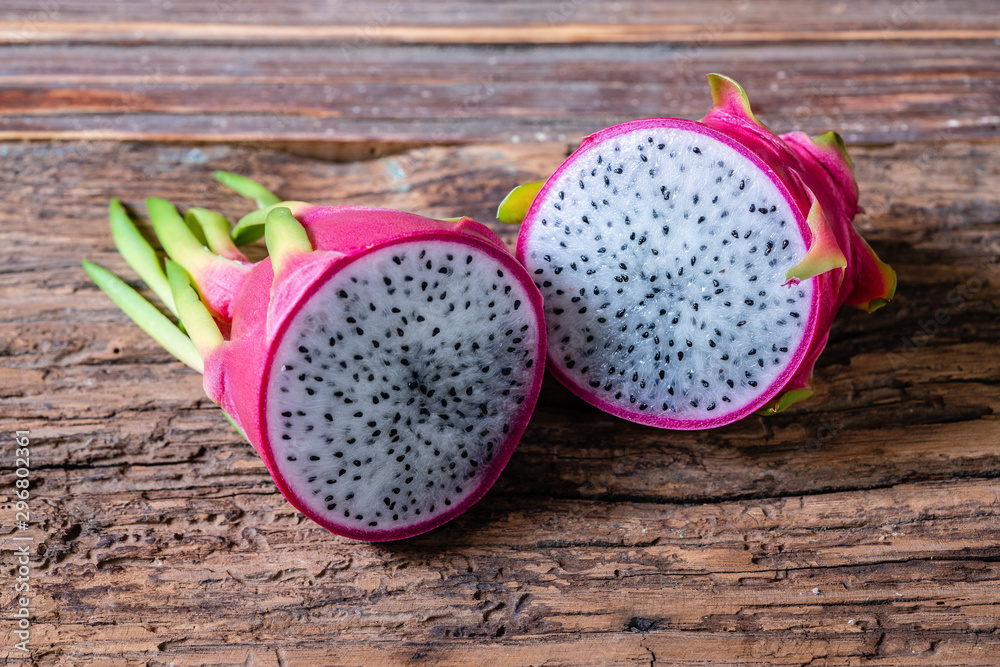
left=500, top=74, right=895, bottom=429
left=83, top=173, right=546, bottom=540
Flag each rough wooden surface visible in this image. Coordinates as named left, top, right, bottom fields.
left=2, top=1, right=999, bottom=146
left=2, top=1, right=999, bottom=665
left=2, top=138, right=998, bottom=666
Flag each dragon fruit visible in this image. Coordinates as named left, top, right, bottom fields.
left=499, top=74, right=895, bottom=429
left=83, top=173, right=546, bottom=540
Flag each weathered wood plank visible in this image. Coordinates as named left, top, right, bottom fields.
left=3, top=0, right=997, bottom=32
left=1, top=1, right=998, bottom=146
left=1, top=42, right=997, bottom=146
left=4, top=20, right=999, bottom=45
left=0, top=137, right=997, bottom=663
left=1, top=1, right=997, bottom=662
left=5, top=478, right=1000, bottom=663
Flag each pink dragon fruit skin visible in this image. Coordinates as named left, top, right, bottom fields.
left=203, top=207, right=546, bottom=541
left=507, top=74, right=896, bottom=428
left=85, top=192, right=547, bottom=542
left=700, top=76, right=896, bottom=414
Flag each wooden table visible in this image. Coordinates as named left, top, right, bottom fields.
left=2, top=2, right=999, bottom=664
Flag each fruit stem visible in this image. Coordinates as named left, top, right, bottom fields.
left=185, top=207, right=249, bottom=262
left=108, top=198, right=178, bottom=316
left=165, top=259, right=224, bottom=361
left=264, top=206, right=313, bottom=276
left=213, top=170, right=281, bottom=209
left=82, top=258, right=203, bottom=372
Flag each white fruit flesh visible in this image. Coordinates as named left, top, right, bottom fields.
left=521, top=125, right=813, bottom=424
left=266, top=240, right=540, bottom=534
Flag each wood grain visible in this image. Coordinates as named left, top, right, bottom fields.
left=4, top=20, right=999, bottom=44
left=1, top=1, right=998, bottom=662
left=1, top=137, right=998, bottom=665
left=1, top=1, right=998, bottom=147
left=2, top=0, right=996, bottom=29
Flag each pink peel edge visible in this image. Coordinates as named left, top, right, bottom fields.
left=515, top=117, right=823, bottom=430
left=255, top=231, right=547, bottom=542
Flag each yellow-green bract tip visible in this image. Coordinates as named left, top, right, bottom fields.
left=497, top=180, right=545, bottom=225
left=147, top=196, right=219, bottom=278
left=784, top=196, right=847, bottom=283
left=706, top=73, right=764, bottom=128
left=264, top=206, right=313, bottom=276
left=231, top=201, right=309, bottom=247
left=108, top=198, right=177, bottom=316
left=82, top=258, right=203, bottom=373
left=185, top=207, right=247, bottom=261
left=165, top=259, right=223, bottom=360
left=213, top=171, right=281, bottom=209
left=811, top=130, right=854, bottom=172
left=756, top=388, right=814, bottom=416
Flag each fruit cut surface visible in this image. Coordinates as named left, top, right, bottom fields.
left=518, top=122, right=815, bottom=428
left=264, top=239, right=542, bottom=538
